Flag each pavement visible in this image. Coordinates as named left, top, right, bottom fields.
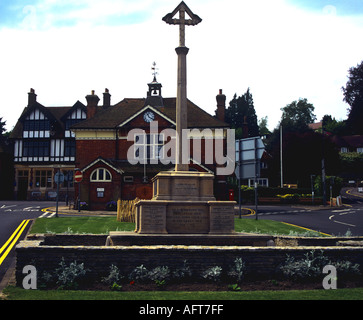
left=43, top=205, right=118, bottom=217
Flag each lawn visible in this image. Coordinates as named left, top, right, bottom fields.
left=29, top=216, right=326, bottom=236
left=3, top=286, right=363, bottom=300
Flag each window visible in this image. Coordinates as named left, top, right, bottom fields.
left=35, top=170, right=52, bottom=188
left=134, top=134, right=164, bottom=160
left=248, top=178, right=269, bottom=188
left=64, top=140, right=76, bottom=157
left=24, top=119, right=50, bottom=131
left=341, top=147, right=348, bottom=153
left=23, top=109, right=51, bottom=138
left=23, top=140, right=50, bottom=157
left=357, top=148, right=363, bottom=153
left=90, top=168, right=112, bottom=182
left=123, top=176, right=134, bottom=183
left=62, top=170, right=74, bottom=188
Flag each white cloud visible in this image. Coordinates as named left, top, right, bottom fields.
left=1, top=0, right=363, bottom=132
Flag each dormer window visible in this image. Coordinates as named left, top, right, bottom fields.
left=23, top=109, right=50, bottom=138
left=65, top=108, right=87, bottom=138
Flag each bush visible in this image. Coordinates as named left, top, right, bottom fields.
left=280, top=250, right=361, bottom=280
left=105, top=201, right=117, bottom=211
left=102, top=264, right=124, bottom=286
left=202, top=266, right=223, bottom=282
left=54, top=258, right=88, bottom=289
left=228, top=258, right=246, bottom=283
left=172, top=260, right=192, bottom=281
left=128, top=265, right=149, bottom=282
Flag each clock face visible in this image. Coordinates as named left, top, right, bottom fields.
left=143, top=111, right=155, bottom=123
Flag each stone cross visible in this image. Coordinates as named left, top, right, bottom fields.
left=163, top=2, right=202, bottom=172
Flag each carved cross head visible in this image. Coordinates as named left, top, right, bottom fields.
left=163, top=1, right=202, bottom=47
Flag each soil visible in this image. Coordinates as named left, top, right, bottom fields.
left=78, top=278, right=363, bottom=292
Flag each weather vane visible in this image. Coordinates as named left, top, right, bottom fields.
left=151, top=62, right=159, bottom=81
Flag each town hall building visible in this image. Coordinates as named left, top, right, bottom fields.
left=11, top=78, right=232, bottom=209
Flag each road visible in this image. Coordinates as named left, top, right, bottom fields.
left=0, top=201, right=56, bottom=290
left=243, top=188, right=363, bottom=236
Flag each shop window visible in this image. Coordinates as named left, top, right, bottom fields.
left=35, top=170, right=52, bottom=188
left=90, top=168, right=112, bottom=182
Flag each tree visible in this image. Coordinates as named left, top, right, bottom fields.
left=342, top=60, right=363, bottom=134
left=258, top=116, right=271, bottom=136
left=322, top=115, right=347, bottom=136
left=225, top=88, right=259, bottom=138
left=0, top=118, right=7, bottom=143
left=280, top=98, right=316, bottom=133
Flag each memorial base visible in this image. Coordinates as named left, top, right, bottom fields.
left=135, top=170, right=236, bottom=234
left=135, top=200, right=236, bottom=234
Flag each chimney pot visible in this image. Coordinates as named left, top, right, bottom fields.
left=216, top=89, right=226, bottom=122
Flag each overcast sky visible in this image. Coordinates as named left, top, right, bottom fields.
left=1, top=0, right=363, bottom=131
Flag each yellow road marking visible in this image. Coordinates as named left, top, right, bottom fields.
left=0, top=220, right=30, bottom=266
left=282, top=221, right=331, bottom=237
left=0, top=220, right=27, bottom=256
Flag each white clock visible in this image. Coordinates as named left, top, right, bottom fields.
left=143, top=111, right=155, bottom=123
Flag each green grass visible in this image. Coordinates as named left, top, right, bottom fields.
left=234, top=218, right=326, bottom=236
left=3, top=286, right=363, bottom=300
left=30, top=216, right=135, bottom=234
left=29, top=216, right=325, bottom=236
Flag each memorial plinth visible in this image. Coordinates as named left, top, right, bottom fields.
left=135, top=198, right=236, bottom=234
left=152, top=171, right=215, bottom=201
left=135, top=170, right=235, bottom=234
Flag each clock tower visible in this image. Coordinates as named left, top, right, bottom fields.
left=144, top=62, right=164, bottom=108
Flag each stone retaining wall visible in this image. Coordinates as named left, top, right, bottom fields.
left=15, top=237, right=363, bottom=287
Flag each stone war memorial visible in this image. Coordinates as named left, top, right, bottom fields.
left=134, top=1, right=236, bottom=235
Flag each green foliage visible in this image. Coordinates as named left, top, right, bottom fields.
left=110, top=282, right=122, bottom=291
left=228, top=284, right=241, bottom=291
left=148, top=266, right=171, bottom=285
left=55, top=258, right=88, bottom=289
left=313, top=175, right=343, bottom=197
left=102, top=264, right=124, bottom=287
left=128, top=265, right=149, bottom=282
left=343, top=60, right=363, bottom=134
left=202, top=266, right=223, bottom=282
left=225, top=88, right=259, bottom=138
left=280, top=98, right=316, bottom=133
left=280, top=250, right=361, bottom=280
left=227, top=258, right=246, bottom=283
left=172, top=260, right=192, bottom=280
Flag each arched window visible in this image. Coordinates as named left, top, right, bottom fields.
left=90, top=168, right=112, bottom=182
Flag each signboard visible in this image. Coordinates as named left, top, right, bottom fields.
left=74, top=171, right=83, bottom=183
left=235, top=137, right=265, bottom=180
left=54, top=172, right=65, bottom=184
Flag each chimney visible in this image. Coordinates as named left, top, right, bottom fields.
left=242, top=116, right=249, bottom=138
left=28, top=88, right=37, bottom=107
left=86, top=90, right=100, bottom=119
left=216, top=89, right=226, bottom=122
left=103, top=88, right=111, bottom=108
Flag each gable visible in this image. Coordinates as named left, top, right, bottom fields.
left=118, top=105, right=176, bottom=128
left=81, top=157, right=124, bottom=174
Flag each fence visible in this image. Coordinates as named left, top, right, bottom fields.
left=116, top=199, right=138, bottom=223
